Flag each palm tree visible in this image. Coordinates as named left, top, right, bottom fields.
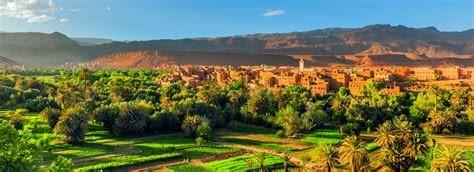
left=338, top=136, right=370, bottom=172
left=255, top=152, right=267, bottom=172
left=316, top=145, right=339, bottom=172
left=54, top=106, right=88, bottom=144
left=280, top=153, right=291, bottom=172
left=301, top=156, right=311, bottom=172
left=428, top=109, right=458, bottom=134
left=245, top=158, right=255, bottom=171
left=79, top=68, right=91, bottom=100
left=375, top=121, right=397, bottom=148
left=431, top=145, right=471, bottom=172
left=450, top=89, right=469, bottom=112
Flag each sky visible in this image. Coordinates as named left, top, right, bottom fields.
left=0, top=0, right=473, bottom=41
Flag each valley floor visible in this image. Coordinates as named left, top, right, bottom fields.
left=2, top=110, right=473, bottom=171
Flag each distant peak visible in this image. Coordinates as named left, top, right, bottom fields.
left=421, top=26, right=439, bottom=32
left=50, top=31, right=68, bottom=37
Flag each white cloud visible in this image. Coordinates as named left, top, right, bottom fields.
left=262, top=9, right=285, bottom=17
left=27, top=14, right=53, bottom=23
left=106, top=6, right=111, bottom=11
left=59, top=18, right=69, bottom=23
left=0, top=0, right=58, bottom=23
left=68, top=8, right=79, bottom=12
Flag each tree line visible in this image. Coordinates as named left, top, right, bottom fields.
left=0, top=69, right=472, bottom=171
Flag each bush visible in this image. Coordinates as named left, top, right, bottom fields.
left=276, top=130, right=286, bottom=138
left=196, top=121, right=212, bottom=139
left=182, top=115, right=208, bottom=138
left=112, top=101, right=153, bottom=136
left=147, top=111, right=180, bottom=133
left=195, top=137, right=207, bottom=147
left=0, top=120, right=42, bottom=171
left=49, top=156, right=73, bottom=172
left=40, top=107, right=62, bottom=128
left=94, top=101, right=153, bottom=136
left=458, top=121, right=474, bottom=135
left=339, top=122, right=361, bottom=137
left=93, top=105, right=119, bottom=133
left=54, top=106, right=88, bottom=144
left=26, top=96, right=54, bottom=112
left=5, top=109, right=27, bottom=130
left=9, top=116, right=24, bottom=130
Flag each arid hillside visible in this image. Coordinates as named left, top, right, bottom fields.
left=90, top=51, right=474, bottom=69
left=89, top=51, right=297, bottom=69
left=1, top=24, right=473, bottom=66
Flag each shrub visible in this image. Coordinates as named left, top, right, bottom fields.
left=196, top=121, right=212, bottom=139
left=458, top=121, right=474, bottom=135
left=147, top=111, right=180, bottom=133
left=112, top=101, right=153, bottom=136
left=40, top=107, right=62, bottom=128
left=49, top=156, right=73, bottom=172
left=195, top=137, right=207, bottom=147
left=93, top=105, right=119, bottom=133
left=276, top=130, right=286, bottom=138
left=9, top=116, right=24, bottom=130
left=94, top=101, right=153, bottom=136
left=54, top=106, right=88, bottom=144
left=26, top=96, right=54, bottom=112
left=0, top=120, right=42, bottom=171
left=339, top=122, right=361, bottom=137
left=182, top=115, right=209, bottom=138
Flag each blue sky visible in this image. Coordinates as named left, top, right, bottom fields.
left=0, top=0, right=472, bottom=40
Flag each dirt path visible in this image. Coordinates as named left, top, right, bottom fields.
left=432, top=135, right=474, bottom=148
left=362, top=133, right=474, bottom=149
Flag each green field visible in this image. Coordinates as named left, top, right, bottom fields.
left=2, top=109, right=473, bottom=171
left=169, top=153, right=283, bottom=172
left=1, top=110, right=240, bottom=171
left=220, top=137, right=295, bottom=152
left=300, top=128, right=342, bottom=145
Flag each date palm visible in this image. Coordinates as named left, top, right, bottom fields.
left=280, top=153, right=291, bottom=172
left=375, top=118, right=431, bottom=171
left=431, top=145, right=471, bottom=172
left=338, top=136, right=370, bottom=172
left=255, top=152, right=267, bottom=172
left=316, top=145, right=339, bottom=172
left=54, top=106, right=88, bottom=144
left=245, top=158, right=255, bottom=171
left=428, top=109, right=458, bottom=134
left=375, top=121, right=397, bottom=148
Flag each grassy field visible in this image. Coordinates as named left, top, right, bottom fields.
left=219, top=137, right=295, bottom=152
left=299, top=128, right=342, bottom=145
left=1, top=110, right=240, bottom=171
left=2, top=109, right=473, bottom=171
left=168, top=153, right=283, bottom=172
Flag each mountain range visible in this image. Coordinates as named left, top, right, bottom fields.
left=0, top=56, right=18, bottom=67
left=0, top=24, right=473, bottom=67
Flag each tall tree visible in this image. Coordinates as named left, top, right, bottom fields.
left=431, top=145, right=471, bottom=172
left=0, top=120, right=43, bottom=171
left=316, top=145, right=339, bottom=172
left=338, top=136, right=370, bottom=172
left=54, top=106, right=88, bottom=144
left=375, top=118, right=431, bottom=171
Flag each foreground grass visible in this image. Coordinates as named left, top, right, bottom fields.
left=300, top=128, right=342, bottom=145
left=220, top=137, right=295, bottom=152
left=75, top=153, right=182, bottom=171
left=2, top=111, right=240, bottom=171
left=169, top=153, right=283, bottom=172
